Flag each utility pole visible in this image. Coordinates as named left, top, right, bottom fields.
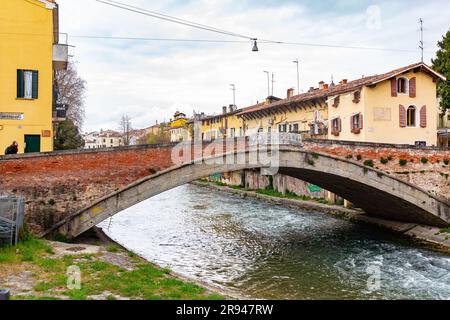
left=230, top=84, right=236, bottom=107
left=419, top=18, right=424, bottom=62
left=263, top=71, right=270, bottom=97
left=293, top=59, right=300, bottom=94
left=271, top=72, right=275, bottom=96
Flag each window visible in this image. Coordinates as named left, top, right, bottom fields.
left=351, top=113, right=363, bottom=134
left=289, top=123, right=299, bottom=133
left=17, top=70, right=38, bottom=99
left=397, top=78, right=408, bottom=94
left=352, top=91, right=361, bottom=104
left=407, top=106, right=416, bottom=127
left=278, top=124, right=287, bottom=132
left=229, top=128, right=235, bottom=138
left=258, top=127, right=264, bottom=133
left=268, top=126, right=272, bottom=133
left=331, top=118, right=341, bottom=136
left=110, top=139, right=113, bottom=143
left=239, top=127, right=243, bottom=137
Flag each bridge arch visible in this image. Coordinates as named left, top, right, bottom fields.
left=47, top=146, right=450, bottom=238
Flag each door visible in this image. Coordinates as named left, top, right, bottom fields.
left=24, top=135, right=41, bottom=153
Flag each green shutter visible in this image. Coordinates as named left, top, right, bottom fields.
left=32, top=71, right=39, bottom=99
left=17, top=70, right=24, bottom=98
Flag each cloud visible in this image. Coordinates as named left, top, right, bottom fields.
left=57, top=0, right=450, bottom=132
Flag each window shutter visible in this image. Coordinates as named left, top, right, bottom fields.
left=359, top=114, right=363, bottom=130
left=32, top=71, right=39, bottom=99
left=420, top=105, right=427, bottom=128
left=399, top=105, right=406, bottom=127
left=17, top=70, right=24, bottom=98
left=391, top=78, right=397, bottom=97
left=350, top=115, right=354, bottom=130
left=338, top=118, right=342, bottom=132
left=409, top=77, right=416, bottom=98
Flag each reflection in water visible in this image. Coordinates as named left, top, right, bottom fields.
left=99, top=185, right=450, bottom=300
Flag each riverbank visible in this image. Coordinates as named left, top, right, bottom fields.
left=192, top=181, right=450, bottom=253
left=0, top=228, right=225, bottom=300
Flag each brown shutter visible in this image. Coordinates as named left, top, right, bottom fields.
left=359, top=114, right=363, bottom=130
left=409, top=77, right=416, bottom=98
left=391, top=78, right=397, bottom=97
left=399, top=105, right=406, bottom=127
left=350, top=115, right=354, bottom=130
left=338, top=118, right=342, bottom=132
left=420, top=105, right=427, bottom=128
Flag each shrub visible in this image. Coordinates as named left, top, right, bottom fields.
left=444, top=159, right=449, bottom=166
left=380, top=157, right=388, bottom=164
left=307, top=159, right=315, bottom=166
left=356, top=155, right=362, bottom=161
left=399, top=159, right=407, bottom=166
left=363, top=160, right=374, bottom=167
left=48, top=199, right=56, bottom=206
left=420, top=157, right=428, bottom=164
left=387, top=155, right=393, bottom=161
left=346, top=155, right=353, bottom=159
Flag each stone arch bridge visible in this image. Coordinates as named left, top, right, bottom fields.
left=0, top=138, right=449, bottom=238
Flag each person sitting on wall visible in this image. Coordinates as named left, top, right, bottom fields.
left=4, top=141, right=18, bottom=155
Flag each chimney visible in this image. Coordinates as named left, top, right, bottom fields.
left=341, top=79, right=348, bottom=84
left=287, top=88, right=294, bottom=99
left=309, top=87, right=315, bottom=92
left=319, top=81, right=325, bottom=90
left=323, top=83, right=329, bottom=90
left=229, top=104, right=235, bottom=113
left=222, top=106, right=227, bottom=114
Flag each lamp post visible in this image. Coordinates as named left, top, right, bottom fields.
left=230, top=84, right=236, bottom=108
left=293, top=59, right=300, bottom=94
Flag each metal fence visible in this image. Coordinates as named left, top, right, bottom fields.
left=0, top=196, right=25, bottom=246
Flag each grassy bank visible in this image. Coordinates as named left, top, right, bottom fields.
left=200, top=179, right=343, bottom=206
left=0, top=238, right=223, bottom=300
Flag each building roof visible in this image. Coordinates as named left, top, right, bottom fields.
left=237, top=62, right=446, bottom=118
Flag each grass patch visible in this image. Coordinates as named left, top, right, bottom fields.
left=106, top=245, right=121, bottom=253
left=363, top=160, right=374, bottom=167
left=2, top=238, right=223, bottom=301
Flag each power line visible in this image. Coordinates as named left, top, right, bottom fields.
left=95, top=0, right=255, bottom=40
left=69, top=34, right=248, bottom=43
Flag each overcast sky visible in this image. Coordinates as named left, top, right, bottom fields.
left=56, top=0, right=450, bottom=132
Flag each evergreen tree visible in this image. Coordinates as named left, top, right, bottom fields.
left=54, top=119, right=85, bottom=150
left=432, top=29, right=450, bottom=114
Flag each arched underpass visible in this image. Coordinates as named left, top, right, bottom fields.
left=45, top=146, right=450, bottom=238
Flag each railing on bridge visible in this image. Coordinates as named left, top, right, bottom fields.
left=0, top=196, right=25, bottom=247
left=248, top=132, right=303, bottom=146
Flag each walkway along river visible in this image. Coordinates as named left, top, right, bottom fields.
left=99, top=184, right=450, bottom=300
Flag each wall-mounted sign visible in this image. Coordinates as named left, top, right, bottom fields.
left=0, top=113, right=24, bottom=120
left=42, top=130, right=51, bottom=137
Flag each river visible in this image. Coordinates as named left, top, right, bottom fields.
left=99, top=184, right=450, bottom=300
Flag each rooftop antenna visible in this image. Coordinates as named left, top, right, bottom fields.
left=419, top=18, right=424, bottom=62
left=263, top=71, right=270, bottom=97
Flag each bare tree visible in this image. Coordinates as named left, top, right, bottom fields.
left=54, top=60, right=86, bottom=129
left=119, top=115, right=133, bottom=146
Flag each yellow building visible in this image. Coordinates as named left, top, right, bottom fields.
left=0, top=0, right=67, bottom=155
left=169, top=111, right=189, bottom=142
left=327, top=63, right=445, bottom=146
